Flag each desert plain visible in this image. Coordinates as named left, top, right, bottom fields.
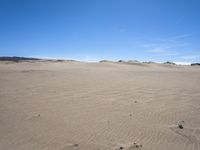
left=0, top=60, right=200, bottom=150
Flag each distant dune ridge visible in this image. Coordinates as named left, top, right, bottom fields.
left=163, top=61, right=176, bottom=65
left=0, top=59, right=200, bottom=150
left=1, top=56, right=199, bottom=66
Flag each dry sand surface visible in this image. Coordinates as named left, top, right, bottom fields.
left=0, top=61, right=200, bottom=150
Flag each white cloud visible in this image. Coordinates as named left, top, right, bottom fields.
left=146, top=47, right=178, bottom=56
left=170, top=34, right=192, bottom=40
left=141, top=34, right=194, bottom=58
left=180, top=55, right=199, bottom=60
left=146, top=48, right=167, bottom=54
left=142, top=44, right=157, bottom=48
left=159, top=34, right=192, bottom=42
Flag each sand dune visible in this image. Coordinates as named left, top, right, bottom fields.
left=0, top=61, right=200, bottom=150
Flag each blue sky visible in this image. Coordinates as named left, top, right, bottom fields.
left=0, top=0, right=200, bottom=63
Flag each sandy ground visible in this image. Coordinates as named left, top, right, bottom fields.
left=0, top=61, right=200, bottom=150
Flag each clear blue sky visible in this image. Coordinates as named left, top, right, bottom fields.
left=0, top=0, right=200, bottom=63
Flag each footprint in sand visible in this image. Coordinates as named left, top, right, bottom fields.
left=33, top=114, right=41, bottom=118
left=128, top=143, right=143, bottom=150
left=170, top=123, right=200, bottom=145
left=61, top=143, right=79, bottom=150
left=114, top=142, right=142, bottom=150
left=177, top=120, right=185, bottom=129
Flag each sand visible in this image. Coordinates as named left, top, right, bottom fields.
left=0, top=61, right=200, bottom=150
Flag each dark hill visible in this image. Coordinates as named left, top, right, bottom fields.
left=0, top=56, right=41, bottom=62
left=191, top=63, right=200, bottom=66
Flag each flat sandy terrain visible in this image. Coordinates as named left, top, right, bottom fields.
left=0, top=61, right=200, bottom=150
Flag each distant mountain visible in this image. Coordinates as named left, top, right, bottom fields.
left=0, top=56, right=41, bottom=62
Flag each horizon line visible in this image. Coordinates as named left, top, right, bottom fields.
left=0, top=55, right=194, bottom=65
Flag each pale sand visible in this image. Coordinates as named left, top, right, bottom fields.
left=0, top=61, right=200, bottom=150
